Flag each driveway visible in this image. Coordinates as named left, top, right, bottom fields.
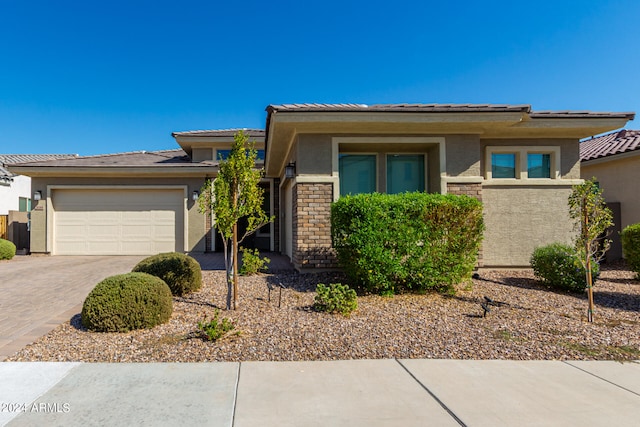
left=0, top=255, right=145, bottom=360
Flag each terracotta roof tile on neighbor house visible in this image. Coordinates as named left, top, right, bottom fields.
left=172, top=128, right=265, bottom=137
left=580, top=129, right=640, bottom=161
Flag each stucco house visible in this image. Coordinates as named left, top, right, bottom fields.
left=8, top=103, right=634, bottom=269
left=580, top=129, right=640, bottom=260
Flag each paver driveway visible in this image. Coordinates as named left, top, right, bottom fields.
left=0, top=256, right=145, bottom=360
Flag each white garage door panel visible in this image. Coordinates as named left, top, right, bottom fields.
left=53, top=189, right=184, bottom=255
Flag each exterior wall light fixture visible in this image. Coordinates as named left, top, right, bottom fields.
left=285, top=162, right=296, bottom=179
left=33, top=191, right=42, bottom=201
left=192, top=190, right=199, bottom=201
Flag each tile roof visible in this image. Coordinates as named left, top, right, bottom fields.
left=172, top=128, right=265, bottom=137
left=266, top=103, right=532, bottom=113
left=580, top=129, right=640, bottom=162
left=0, top=154, right=77, bottom=178
left=7, top=149, right=208, bottom=168
left=266, top=103, right=635, bottom=119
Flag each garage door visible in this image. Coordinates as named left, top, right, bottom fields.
left=53, top=189, right=184, bottom=255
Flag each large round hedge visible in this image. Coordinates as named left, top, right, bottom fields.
left=132, top=252, right=202, bottom=296
left=81, top=272, right=173, bottom=332
left=0, top=238, right=16, bottom=260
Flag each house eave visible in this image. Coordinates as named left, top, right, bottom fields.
left=7, top=165, right=219, bottom=178
left=581, top=148, right=640, bottom=166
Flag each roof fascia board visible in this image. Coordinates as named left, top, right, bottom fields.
left=270, top=111, right=526, bottom=125
left=7, top=166, right=218, bottom=178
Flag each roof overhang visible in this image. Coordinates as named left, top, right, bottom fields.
left=7, top=165, right=219, bottom=179
left=264, top=108, right=634, bottom=177
left=172, top=130, right=265, bottom=157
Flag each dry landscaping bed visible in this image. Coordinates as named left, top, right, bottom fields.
left=7, top=265, right=640, bottom=362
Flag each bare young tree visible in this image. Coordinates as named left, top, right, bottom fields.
left=568, top=178, right=613, bottom=322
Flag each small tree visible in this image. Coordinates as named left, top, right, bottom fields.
left=568, top=178, right=613, bottom=322
left=198, top=130, right=271, bottom=310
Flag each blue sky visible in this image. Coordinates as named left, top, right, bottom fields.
left=1, top=0, right=639, bottom=155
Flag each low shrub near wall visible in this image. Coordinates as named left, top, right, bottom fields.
left=621, top=223, right=640, bottom=278
left=530, top=243, right=599, bottom=293
left=0, top=238, right=16, bottom=260
left=132, top=252, right=202, bottom=296
left=331, top=192, right=484, bottom=295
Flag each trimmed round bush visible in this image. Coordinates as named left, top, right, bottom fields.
left=530, top=243, right=599, bottom=293
left=621, top=223, right=640, bottom=278
left=0, top=238, right=16, bottom=260
left=81, top=272, right=173, bottom=332
left=132, top=252, right=202, bottom=296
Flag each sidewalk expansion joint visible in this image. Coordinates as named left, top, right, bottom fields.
left=395, top=359, right=467, bottom=427
left=231, top=362, right=241, bottom=427
left=563, top=361, right=640, bottom=398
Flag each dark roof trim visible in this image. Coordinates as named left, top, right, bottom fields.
left=172, top=128, right=265, bottom=138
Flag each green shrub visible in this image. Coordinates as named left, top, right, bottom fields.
left=197, top=309, right=235, bottom=341
left=239, top=247, right=270, bottom=275
left=621, top=223, right=640, bottom=278
left=331, top=192, right=484, bottom=295
left=132, top=252, right=202, bottom=296
left=81, top=272, right=173, bottom=332
left=0, top=238, right=16, bottom=260
left=314, top=283, right=358, bottom=316
left=530, top=243, right=600, bottom=293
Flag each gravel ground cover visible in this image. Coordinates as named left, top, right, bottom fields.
left=7, top=265, right=640, bottom=362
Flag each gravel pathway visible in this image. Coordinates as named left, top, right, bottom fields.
left=7, top=265, right=640, bottom=362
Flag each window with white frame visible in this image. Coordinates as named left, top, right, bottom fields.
left=486, top=146, right=560, bottom=181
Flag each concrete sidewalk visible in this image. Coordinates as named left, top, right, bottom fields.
left=1, top=359, right=639, bottom=426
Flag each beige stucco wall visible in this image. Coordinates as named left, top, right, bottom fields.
left=445, top=135, right=481, bottom=177
left=581, top=153, right=640, bottom=230
left=29, top=176, right=207, bottom=254
left=296, top=135, right=333, bottom=175
left=482, top=186, right=575, bottom=266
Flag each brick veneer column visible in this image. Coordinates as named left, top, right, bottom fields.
left=447, top=182, right=484, bottom=267
left=291, top=182, right=339, bottom=269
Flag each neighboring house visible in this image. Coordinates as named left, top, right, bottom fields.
left=0, top=154, right=77, bottom=215
left=8, top=104, right=634, bottom=269
left=580, top=129, right=640, bottom=260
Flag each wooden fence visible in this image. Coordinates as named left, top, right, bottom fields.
left=0, top=215, right=7, bottom=240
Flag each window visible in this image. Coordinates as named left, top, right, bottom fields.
left=18, top=197, right=31, bottom=212
left=339, top=154, right=376, bottom=196
left=387, top=155, right=425, bottom=193
left=527, top=154, right=551, bottom=178
left=491, top=153, right=517, bottom=179
left=486, top=146, right=560, bottom=181
left=216, top=149, right=265, bottom=161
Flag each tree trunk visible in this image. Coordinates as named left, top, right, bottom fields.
left=232, top=221, right=238, bottom=310
left=583, top=199, right=594, bottom=322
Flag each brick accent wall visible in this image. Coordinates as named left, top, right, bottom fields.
left=447, top=182, right=483, bottom=266
left=446, top=182, right=482, bottom=201
left=291, top=182, right=339, bottom=269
